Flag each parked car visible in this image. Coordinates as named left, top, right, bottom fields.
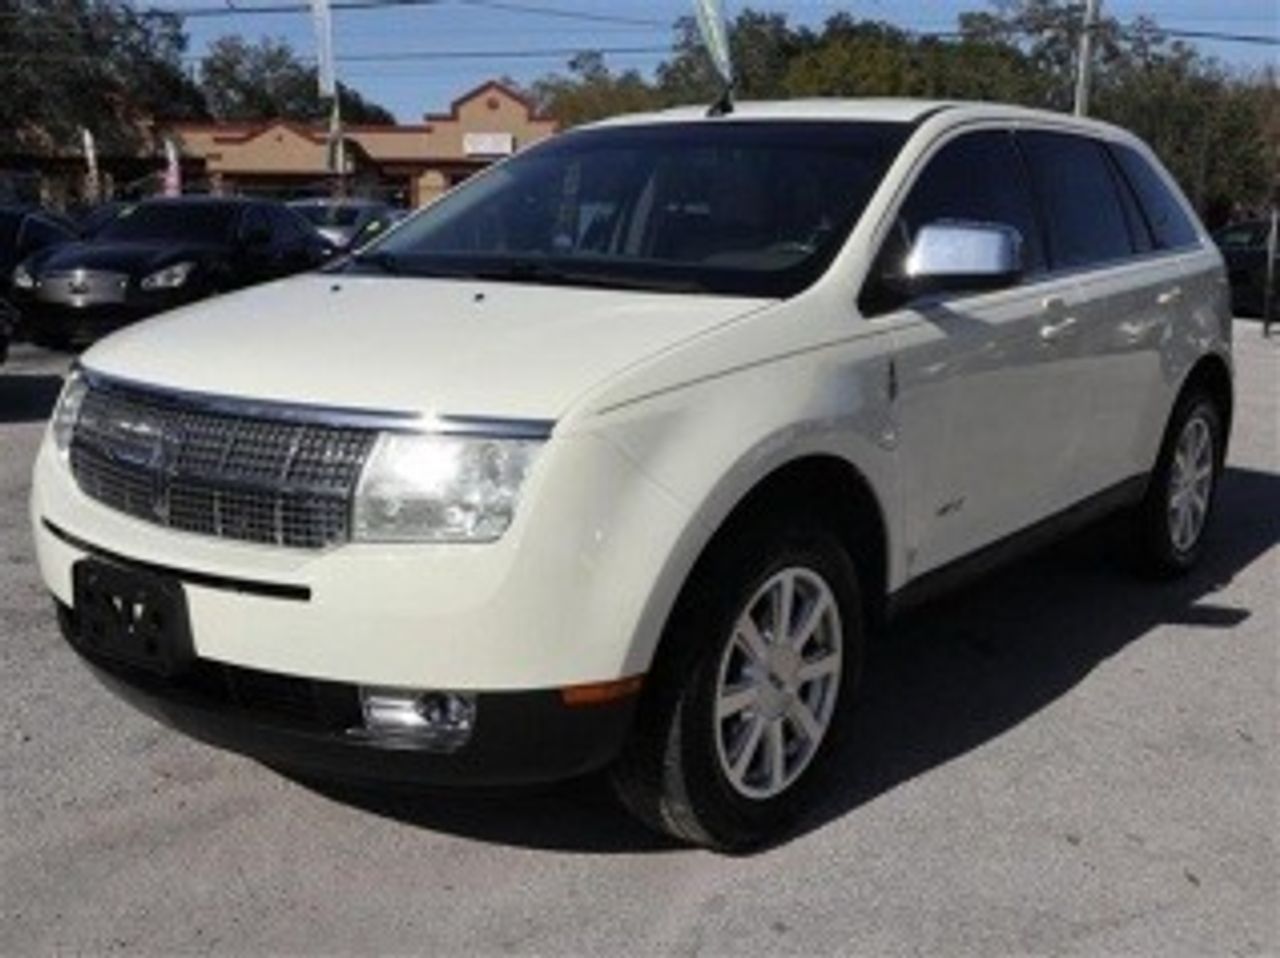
left=12, top=196, right=329, bottom=348
left=33, top=101, right=1232, bottom=850
left=1214, top=217, right=1277, bottom=316
left=0, top=296, right=14, bottom=365
left=0, top=205, right=76, bottom=300
left=73, top=201, right=129, bottom=240
left=288, top=197, right=398, bottom=250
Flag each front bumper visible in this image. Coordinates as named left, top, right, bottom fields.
left=55, top=600, right=636, bottom=786
left=32, top=427, right=690, bottom=691
left=15, top=291, right=198, bottom=343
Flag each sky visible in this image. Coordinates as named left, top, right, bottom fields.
left=158, top=0, right=1279, bottom=122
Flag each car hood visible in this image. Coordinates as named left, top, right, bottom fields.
left=29, top=239, right=223, bottom=277
left=82, top=274, right=774, bottom=420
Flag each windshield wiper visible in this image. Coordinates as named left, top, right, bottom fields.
left=348, top=249, right=402, bottom=275
left=461, top=259, right=705, bottom=294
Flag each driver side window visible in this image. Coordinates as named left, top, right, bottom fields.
left=860, top=129, right=1044, bottom=316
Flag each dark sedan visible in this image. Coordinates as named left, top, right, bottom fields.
left=1214, top=217, right=1277, bottom=317
left=12, top=196, right=329, bottom=348
left=1, top=206, right=77, bottom=296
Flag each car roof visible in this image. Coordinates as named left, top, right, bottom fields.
left=288, top=197, right=386, bottom=208
left=132, top=195, right=263, bottom=208
left=584, top=98, right=1136, bottom=142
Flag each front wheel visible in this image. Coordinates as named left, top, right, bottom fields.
left=1135, top=391, right=1224, bottom=575
left=611, top=517, right=863, bottom=851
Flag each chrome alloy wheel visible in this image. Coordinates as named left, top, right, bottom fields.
left=1168, top=413, right=1215, bottom=553
left=713, top=567, right=843, bottom=801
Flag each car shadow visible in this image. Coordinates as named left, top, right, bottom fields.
left=285, top=466, right=1280, bottom=854
left=0, top=374, right=63, bottom=425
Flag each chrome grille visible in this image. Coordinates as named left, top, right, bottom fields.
left=70, top=380, right=377, bottom=549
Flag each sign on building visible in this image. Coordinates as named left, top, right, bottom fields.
left=463, top=132, right=515, bottom=157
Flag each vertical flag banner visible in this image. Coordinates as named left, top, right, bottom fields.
left=692, top=0, right=733, bottom=87
left=162, top=137, right=182, bottom=197
left=81, top=127, right=100, bottom=202
left=311, top=0, right=336, bottom=98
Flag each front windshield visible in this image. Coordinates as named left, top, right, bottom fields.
left=98, top=204, right=238, bottom=243
left=350, top=121, right=909, bottom=297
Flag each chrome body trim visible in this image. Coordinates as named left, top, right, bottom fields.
left=37, top=270, right=131, bottom=306
left=78, top=366, right=556, bottom=439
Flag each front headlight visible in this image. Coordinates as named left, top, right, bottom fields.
left=140, top=261, right=195, bottom=291
left=51, top=370, right=88, bottom=454
left=353, top=433, right=542, bottom=542
left=12, top=263, right=35, bottom=290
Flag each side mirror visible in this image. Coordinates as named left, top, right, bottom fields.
left=894, top=221, right=1023, bottom=298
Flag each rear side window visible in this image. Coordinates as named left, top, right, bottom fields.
left=1109, top=144, right=1200, bottom=250
left=1019, top=131, right=1134, bottom=270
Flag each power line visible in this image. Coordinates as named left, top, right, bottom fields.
left=140, top=0, right=667, bottom=27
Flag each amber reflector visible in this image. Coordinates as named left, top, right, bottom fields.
left=560, top=675, right=645, bottom=707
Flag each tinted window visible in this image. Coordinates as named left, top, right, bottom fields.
left=20, top=215, right=73, bottom=252
left=1109, top=144, right=1199, bottom=250
left=1020, top=132, right=1134, bottom=270
left=269, top=206, right=308, bottom=243
left=1216, top=223, right=1266, bottom=250
left=859, top=130, right=1044, bottom=314
left=898, top=130, right=1044, bottom=273
left=99, top=203, right=238, bottom=243
left=240, top=207, right=272, bottom=243
left=355, top=122, right=910, bottom=298
left=1106, top=155, right=1155, bottom=255
left=0, top=210, right=21, bottom=249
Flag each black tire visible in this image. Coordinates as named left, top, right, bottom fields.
left=1134, top=389, right=1224, bottom=576
left=611, top=513, right=864, bottom=852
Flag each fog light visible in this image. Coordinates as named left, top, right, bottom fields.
left=355, top=687, right=476, bottom=752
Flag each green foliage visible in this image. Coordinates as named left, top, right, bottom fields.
left=529, top=1, right=1278, bottom=214
left=0, top=0, right=207, bottom=154
left=0, top=2, right=396, bottom=161
left=198, top=35, right=395, bottom=126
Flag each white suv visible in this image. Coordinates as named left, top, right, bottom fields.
left=32, top=100, right=1232, bottom=850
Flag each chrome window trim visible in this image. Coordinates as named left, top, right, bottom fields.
left=76, top=366, right=556, bottom=440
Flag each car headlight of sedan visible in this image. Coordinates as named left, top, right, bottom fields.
left=140, top=261, right=196, bottom=291
left=50, top=369, right=88, bottom=454
left=353, top=432, right=542, bottom=542
left=12, top=263, right=35, bottom=290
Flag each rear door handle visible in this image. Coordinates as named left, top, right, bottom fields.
left=1157, top=286, right=1183, bottom=306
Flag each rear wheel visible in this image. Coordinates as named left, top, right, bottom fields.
left=612, top=516, right=863, bottom=851
left=1135, top=391, right=1223, bottom=575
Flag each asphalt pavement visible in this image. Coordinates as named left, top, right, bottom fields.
left=1, top=323, right=1276, bottom=956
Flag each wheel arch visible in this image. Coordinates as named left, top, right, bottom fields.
left=633, top=452, right=893, bottom=679
left=1175, top=351, right=1234, bottom=464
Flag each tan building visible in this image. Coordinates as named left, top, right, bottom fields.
left=170, top=80, right=558, bottom=207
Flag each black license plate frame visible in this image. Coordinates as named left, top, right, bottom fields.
left=71, top=559, right=194, bottom=676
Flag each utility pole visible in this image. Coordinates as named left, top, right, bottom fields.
left=1074, top=0, right=1102, bottom=116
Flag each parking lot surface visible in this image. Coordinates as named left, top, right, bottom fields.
left=1, top=324, right=1276, bottom=956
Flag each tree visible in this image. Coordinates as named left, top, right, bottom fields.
left=526, top=2, right=1278, bottom=215
left=199, top=35, right=395, bottom=125
left=0, top=0, right=208, bottom=155
left=530, top=52, right=660, bottom=128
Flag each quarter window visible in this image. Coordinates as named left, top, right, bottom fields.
left=1109, top=144, right=1200, bottom=250
left=1019, top=131, right=1134, bottom=270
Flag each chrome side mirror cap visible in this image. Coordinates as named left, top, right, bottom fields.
left=901, top=221, right=1024, bottom=296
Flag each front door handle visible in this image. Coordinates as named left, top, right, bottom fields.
left=1157, top=286, right=1183, bottom=306
left=1039, top=315, right=1079, bottom=343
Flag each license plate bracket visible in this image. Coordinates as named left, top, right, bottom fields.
left=72, top=559, right=194, bottom=676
